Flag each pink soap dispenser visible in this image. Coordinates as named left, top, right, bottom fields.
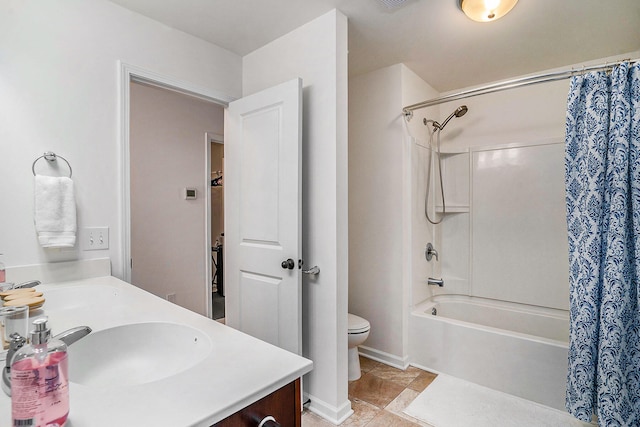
left=11, top=317, right=69, bottom=427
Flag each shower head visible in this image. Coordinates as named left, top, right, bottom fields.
left=427, top=105, right=468, bottom=130
left=454, top=105, right=468, bottom=117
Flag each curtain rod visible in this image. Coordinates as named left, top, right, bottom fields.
left=402, top=57, right=640, bottom=120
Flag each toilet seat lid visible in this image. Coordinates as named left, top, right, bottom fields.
left=348, top=313, right=370, bottom=333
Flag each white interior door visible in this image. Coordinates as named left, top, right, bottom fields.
left=225, top=78, right=302, bottom=355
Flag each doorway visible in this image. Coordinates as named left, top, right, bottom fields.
left=208, top=132, right=225, bottom=320
left=129, top=80, right=225, bottom=318
left=120, top=65, right=304, bottom=354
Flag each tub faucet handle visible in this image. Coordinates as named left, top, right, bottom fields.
left=425, top=243, right=438, bottom=261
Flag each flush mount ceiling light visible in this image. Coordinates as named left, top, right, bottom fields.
left=458, top=0, right=518, bottom=22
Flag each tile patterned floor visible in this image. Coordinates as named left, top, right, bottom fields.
left=302, top=356, right=438, bottom=426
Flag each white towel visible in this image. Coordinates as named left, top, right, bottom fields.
left=34, top=175, right=77, bottom=248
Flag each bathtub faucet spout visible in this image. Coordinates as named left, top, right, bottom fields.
left=427, top=277, right=444, bottom=287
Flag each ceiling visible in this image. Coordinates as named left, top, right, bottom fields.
left=109, top=0, right=640, bottom=92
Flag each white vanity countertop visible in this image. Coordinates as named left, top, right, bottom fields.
left=0, top=276, right=313, bottom=427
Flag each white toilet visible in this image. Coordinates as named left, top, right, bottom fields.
left=347, top=313, right=371, bottom=381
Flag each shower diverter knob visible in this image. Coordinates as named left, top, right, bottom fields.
left=425, top=243, right=439, bottom=261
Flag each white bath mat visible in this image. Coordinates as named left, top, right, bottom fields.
left=404, top=374, right=593, bottom=427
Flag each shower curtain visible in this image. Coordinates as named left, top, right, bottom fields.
left=564, top=61, right=639, bottom=425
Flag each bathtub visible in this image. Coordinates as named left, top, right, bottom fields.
left=409, top=294, right=569, bottom=411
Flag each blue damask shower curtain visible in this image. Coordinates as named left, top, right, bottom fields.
left=565, top=61, right=640, bottom=425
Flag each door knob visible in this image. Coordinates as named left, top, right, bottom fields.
left=281, top=259, right=295, bottom=270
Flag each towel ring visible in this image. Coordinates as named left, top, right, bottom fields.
left=32, top=152, right=73, bottom=178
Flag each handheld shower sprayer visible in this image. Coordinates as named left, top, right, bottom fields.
left=424, top=105, right=468, bottom=130
left=421, top=105, right=469, bottom=225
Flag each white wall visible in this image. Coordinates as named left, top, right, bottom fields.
left=0, top=0, right=241, bottom=278
left=437, top=83, right=568, bottom=151
left=348, top=64, right=439, bottom=366
left=348, top=64, right=404, bottom=364
left=243, top=10, right=351, bottom=424
left=130, top=82, right=223, bottom=315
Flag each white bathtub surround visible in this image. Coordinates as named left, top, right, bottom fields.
left=407, top=139, right=573, bottom=414
left=0, top=276, right=312, bottom=426
left=410, top=296, right=569, bottom=411
left=404, top=374, right=594, bottom=427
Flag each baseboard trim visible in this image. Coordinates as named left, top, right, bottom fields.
left=304, top=392, right=353, bottom=425
left=358, top=345, right=409, bottom=370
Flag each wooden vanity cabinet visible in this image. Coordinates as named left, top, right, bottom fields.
left=213, top=378, right=301, bottom=427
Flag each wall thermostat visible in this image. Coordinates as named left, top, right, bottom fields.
left=184, top=188, right=197, bottom=200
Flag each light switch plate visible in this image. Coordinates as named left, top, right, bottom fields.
left=82, top=227, right=109, bottom=251
left=184, top=188, right=197, bottom=200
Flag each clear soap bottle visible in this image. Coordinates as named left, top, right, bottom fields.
left=11, top=317, right=69, bottom=427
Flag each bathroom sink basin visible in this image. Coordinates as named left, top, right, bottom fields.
left=68, top=322, right=212, bottom=387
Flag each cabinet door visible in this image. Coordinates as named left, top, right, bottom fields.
left=213, top=379, right=301, bottom=427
